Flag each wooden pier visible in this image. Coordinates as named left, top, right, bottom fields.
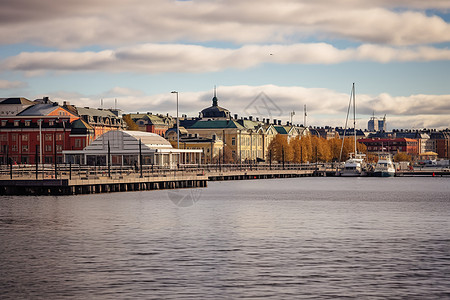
left=0, top=174, right=208, bottom=196
left=0, top=163, right=329, bottom=196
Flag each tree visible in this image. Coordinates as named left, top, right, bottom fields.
left=393, top=152, right=412, bottom=162
left=122, top=114, right=139, bottom=131
left=290, top=137, right=302, bottom=163
left=267, top=134, right=291, bottom=162
left=223, top=145, right=235, bottom=163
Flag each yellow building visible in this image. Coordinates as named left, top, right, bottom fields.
left=176, top=90, right=310, bottom=162
left=166, top=128, right=224, bottom=164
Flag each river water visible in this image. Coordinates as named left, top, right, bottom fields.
left=1, top=177, right=449, bottom=299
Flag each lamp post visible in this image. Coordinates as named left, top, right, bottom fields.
left=171, top=91, right=179, bottom=149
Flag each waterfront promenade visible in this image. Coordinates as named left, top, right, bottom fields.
left=0, top=163, right=448, bottom=195
left=0, top=163, right=322, bottom=195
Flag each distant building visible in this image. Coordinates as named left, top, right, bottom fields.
left=122, top=112, right=173, bottom=136
left=166, top=129, right=223, bottom=164
left=63, top=130, right=202, bottom=167
left=368, top=117, right=378, bottom=132
left=358, top=138, right=419, bottom=157
left=368, top=115, right=386, bottom=132
left=0, top=97, right=34, bottom=116
left=0, top=97, right=124, bottom=165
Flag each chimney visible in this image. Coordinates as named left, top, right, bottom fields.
left=234, top=114, right=238, bottom=119
left=273, top=119, right=277, bottom=125
left=249, top=116, right=253, bottom=121
left=278, top=120, right=281, bottom=125
left=256, top=117, right=259, bottom=122
left=43, top=96, right=49, bottom=103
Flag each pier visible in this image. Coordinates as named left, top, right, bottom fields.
left=1, top=163, right=447, bottom=196
left=0, top=163, right=329, bottom=195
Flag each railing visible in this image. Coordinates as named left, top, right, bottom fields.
left=0, top=162, right=339, bottom=180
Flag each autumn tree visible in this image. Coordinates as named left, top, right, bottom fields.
left=122, top=114, right=139, bottom=131
left=267, top=134, right=292, bottom=163
left=290, top=137, right=302, bottom=163
left=393, top=152, right=412, bottom=162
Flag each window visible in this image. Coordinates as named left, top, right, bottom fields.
left=0, top=134, right=7, bottom=141
left=56, top=145, right=63, bottom=152
left=12, top=145, right=18, bottom=152
left=45, top=145, right=52, bottom=152
left=231, top=137, right=236, bottom=146
left=14, top=120, right=20, bottom=127
left=49, top=120, right=54, bottom=126
left=25, top=120, right=31, bottom=127
left=45, top=134, right=52, bottom=141
left=1, top=120, right=7, bottom=127
left=21, top=134, right=28, bottom=141
left=22, top=145, right=29, bottom=152
left=56, top=133, right=63, bottom=141
left=75, top=139, right=81, bottom=148
left=12, top=134, right=17, bottom=141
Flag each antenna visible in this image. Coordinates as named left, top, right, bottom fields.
left=303, top=104, right=307, bottom=127
left=290, top=110, right=295, bottom=124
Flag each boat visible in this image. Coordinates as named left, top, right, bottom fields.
left=373, top=153, right=396, bottom=177
left=339, top=83, right=367, bottom=177
left=341, top=152, right=367, bottom=177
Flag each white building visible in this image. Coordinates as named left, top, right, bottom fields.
left=63, top=130, right=202, bottom=168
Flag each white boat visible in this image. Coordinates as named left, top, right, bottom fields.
left=341, top=153, right=366, bottom=177
left=340, top=83, right=366, bottom=177
left=373, top=153, right=396, bottom=177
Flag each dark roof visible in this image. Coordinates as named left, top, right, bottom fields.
left=70, top=119, right=94, bottom=134
left=273, top=125, right=288, bottom=134
left=76, top=107, right=117, bottom=118
left=17, top=103, right=64, bottom=116
left=179, top=118, right=200, bottom=129
left=199, top=92, right=231, bottom=119
left=189, top=119, right=244, bottom=129
left=0, top=97, right=34, bottom=105
left=179, top=135, right=218, bottom=143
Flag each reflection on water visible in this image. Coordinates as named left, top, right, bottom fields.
left=0, top=177, right=449, bottom=299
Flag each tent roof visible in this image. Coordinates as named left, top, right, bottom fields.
left=83, top=130, right=173, bottom=153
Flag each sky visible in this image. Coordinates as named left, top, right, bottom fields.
left=1, top=0, right=450, bottom=130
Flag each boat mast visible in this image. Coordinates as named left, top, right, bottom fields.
left=353, top=83, right=357, bottom=155
left=339, top=84, right=353, bottom=162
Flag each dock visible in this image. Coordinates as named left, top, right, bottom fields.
left=0, top=163, right=327, bottom=196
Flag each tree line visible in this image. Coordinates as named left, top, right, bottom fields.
left=267, top=134, right=367, bottom=163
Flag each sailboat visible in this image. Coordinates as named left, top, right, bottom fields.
left=340, top=83, right=367, bottom=177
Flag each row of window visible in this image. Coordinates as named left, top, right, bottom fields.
left=0, top=133, right=67, bottom=142
left=6, top=145, right=64, bottom=153
left=0, top=120, right=68, bottom=127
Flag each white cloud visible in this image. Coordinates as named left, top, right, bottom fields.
left=42, top=84, right=450, bottom=130
left=1, top=0, right=449, bottom=48
left=0, top=79, right=27, bottom=89
left=3, top=43, right=450, bottom=74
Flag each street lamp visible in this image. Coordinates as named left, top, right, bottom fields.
left=171, top=91, right=179, bottom=149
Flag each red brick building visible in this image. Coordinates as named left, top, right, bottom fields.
left=358, top=138, right=419, bottom=157
left=0, top=98, right=125, bottom=165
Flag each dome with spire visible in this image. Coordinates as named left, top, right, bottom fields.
left=199, top=87, right=231, bottom=119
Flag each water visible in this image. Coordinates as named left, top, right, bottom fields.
left=1, top=177, right=449, bottom=299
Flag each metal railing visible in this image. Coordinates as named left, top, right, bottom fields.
left=0, top=162, right=338, bottom=181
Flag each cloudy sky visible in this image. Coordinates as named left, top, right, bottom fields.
left=1, top=0, right=449, bottom=130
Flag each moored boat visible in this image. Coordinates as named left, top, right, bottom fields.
left=339, top=83, right=367, bottom=177
left=373, top=153, right=396, bottom=177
